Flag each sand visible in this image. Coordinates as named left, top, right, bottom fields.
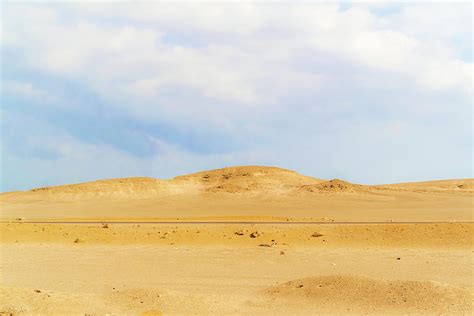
left=264, top=275, right=473, bottom=314
left=1, top=222, right=473, bottom=315
left=0, top=166, right=473, bottom=315
left=1, top=166, right=472, bottom=222
left=1, top=222, right=472, bottom=248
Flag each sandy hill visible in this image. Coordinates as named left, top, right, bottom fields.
left=0, top=166, right=472, bottom=222
left=173, top=166, right=324, bottom=194
left=380, top=178, right=474, bottom=192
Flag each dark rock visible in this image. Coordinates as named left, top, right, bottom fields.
left=250, top=231, right=261, bottom=238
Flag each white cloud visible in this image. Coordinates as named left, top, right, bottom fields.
left=3, top=1, right=471, bottom=114
left=3, top=81, right=60, bottom=104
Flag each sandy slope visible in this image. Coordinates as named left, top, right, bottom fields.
left=1, top=166, right=472, bottom=222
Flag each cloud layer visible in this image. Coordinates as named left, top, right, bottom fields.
left=1, top=2, right=472, bottom=191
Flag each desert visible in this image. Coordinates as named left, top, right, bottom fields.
left=1, top=166, right=473, bottom=315
left=2, top=2, right=472, bottom=315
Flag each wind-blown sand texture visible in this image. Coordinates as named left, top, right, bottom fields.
left=0, top=166, right=473, bottom=315
left=1, top=166, right=472, bottom=222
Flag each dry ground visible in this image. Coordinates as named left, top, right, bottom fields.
left=1, top=222, right=473, bottom=315
left=1, top=167, right=472, bottom=314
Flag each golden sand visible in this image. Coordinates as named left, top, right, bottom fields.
left=0, top=166, right=473, bottom=314
left=1, top=166, right=472, bottom=222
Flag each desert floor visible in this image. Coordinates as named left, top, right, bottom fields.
left=1, top=222, right=473, bottom=315
left=1, top=167, right=473, bottom=314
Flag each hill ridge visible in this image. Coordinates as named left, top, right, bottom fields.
left=0, top=166, right=472, bottom=202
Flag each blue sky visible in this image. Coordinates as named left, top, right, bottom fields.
left=0, top=1, right=472, bottom=191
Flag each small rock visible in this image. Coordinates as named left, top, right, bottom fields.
left=101, top=223, right=109, bottom=228
left=250, top=231, right=261, bottom=238
left=397, top=257, right=401, bottom=260
left=73, top=238, right=81, bottom=243
left=280, top=251, right=285, bottom=255
left=235, top=230, right=244, bottom=236
left=34, top=289, right=41, bottom=293
left=297, top=284, right=304, bottom=288
left=259, top=240, right=277, bottom=247
left=311, top=232, right=323, bottom=238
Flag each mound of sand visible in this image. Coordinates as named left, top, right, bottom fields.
left=297, top=179, right=364, bottom=194
left=2, top=166, right=324, bottom=201
left=26, top=166, right=323, bottom=195
left=265, top=275, right=473, bottom=314
left=380, top=178, right=474, bottom=193
left=4, top=166, right=472, bottom=199
left=1, top=165, right=472, bottom=222
left=27, top=177, right=171, bottom=198
left=6, top=176, right=200, bottom=202
left=174, top=166, right=322, bottom=194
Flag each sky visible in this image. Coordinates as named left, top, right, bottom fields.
left=0, top=1, right=472, bottom=192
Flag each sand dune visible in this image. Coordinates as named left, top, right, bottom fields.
left=1, top=166, right=472, bottom=222
left=5, top=166, right=473, bottom=198
left=381, top=178, right=474, bottom=191
left=297, top=179, right=366, bottom=194
left=4, top=166, right=322, bottom=199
